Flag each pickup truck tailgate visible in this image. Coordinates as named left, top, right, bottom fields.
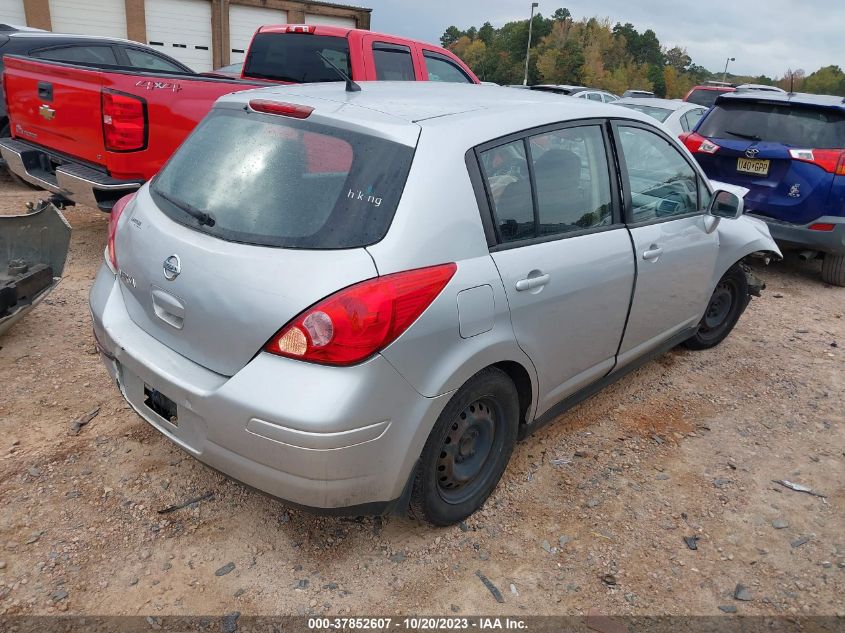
left=4, top=56, right=106, bottom=167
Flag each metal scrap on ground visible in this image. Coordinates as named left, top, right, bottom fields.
left=773, top=480, right=826, bottom=498
left=157, top=491, right=215, bottom=514
left=475, top=570, right=504, bottom=603
left=69, top=407, right=100, bottom=435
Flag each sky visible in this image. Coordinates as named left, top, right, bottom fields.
left=351, top=0, right=840, bottom=78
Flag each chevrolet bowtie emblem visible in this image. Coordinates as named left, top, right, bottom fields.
left=38, top=104, right=55, bottom=120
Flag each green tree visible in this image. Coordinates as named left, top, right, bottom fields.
left=552, top=8, right=571, bottom=21
left=803, top=65, right=845, bottom=96
left=440, top=26, right=464, bottom=48
left=478, top=22, right=495, bottom=46
left=664, top=46, right=691, bottom=73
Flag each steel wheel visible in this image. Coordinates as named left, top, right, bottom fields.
left=436, top=399, right=497, bottom=504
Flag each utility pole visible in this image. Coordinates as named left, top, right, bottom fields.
left=523, top=2, right=539, bottom=86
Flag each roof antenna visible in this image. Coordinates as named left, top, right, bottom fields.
left=318, top=52, right=361, bottom=93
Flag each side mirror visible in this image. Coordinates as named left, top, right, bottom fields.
left=709, top=189, right=744, bottom=219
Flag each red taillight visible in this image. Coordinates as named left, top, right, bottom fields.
left=264, top=263, right=457, bottom=366
left=788, top=148, right=845, bottom=175
left=107, top=193, right=134, bottom=271
left=102, top=89, right=147, bottom=152
left=248, top=99, right=314, bottom=118
left=682, top=132, right=720, bottom=154
left=808, top=223, right=836, bottom=232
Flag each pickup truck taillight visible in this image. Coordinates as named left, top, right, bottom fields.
left=107, top=193, right=135, bottom=271
left=102, top=89, right=147, bottom=152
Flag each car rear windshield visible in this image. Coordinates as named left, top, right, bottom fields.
left=151, top=108, right=416, bottom=249
left=686, top=89, right=722, bottom=108
left=243, top=33, right=351, bottom=83
left=697, top=101, right=845, bottom=148
left=618, top=104, right=672, bottom=122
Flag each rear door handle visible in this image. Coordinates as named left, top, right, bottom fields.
left=515, top=273, right=550, bottom=291
left=642, top=245, right=663, bottom=261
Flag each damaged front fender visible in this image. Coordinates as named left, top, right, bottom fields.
left=0, top=201, right=72, bottom=336
left=711, top=213, right=782, bottom=292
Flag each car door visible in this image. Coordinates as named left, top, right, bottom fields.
left=476, top=121, right=636, bottom=416
left=612, top=121, right=719, bottom=368
left=360, top=34, right=422, bottom=81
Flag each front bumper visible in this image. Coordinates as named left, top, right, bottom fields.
left=749, top=214, right=845, bottom=255
left=0, top=138, right=142, bottom=212
left=89, top=264, right=449, bottom=512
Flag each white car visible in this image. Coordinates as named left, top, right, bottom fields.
left=615, top=97, right=709, bottom=137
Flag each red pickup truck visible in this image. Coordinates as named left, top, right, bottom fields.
left=0, top=25, right=477, bottom=211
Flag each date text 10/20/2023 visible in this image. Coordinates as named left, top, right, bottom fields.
left=307, top=618, right=528, bottom=630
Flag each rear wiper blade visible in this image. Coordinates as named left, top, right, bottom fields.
left=155, top=188, right=215, bottom=227
left=724, top=129, right=762, bottom=141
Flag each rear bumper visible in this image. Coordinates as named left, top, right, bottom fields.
left=0, top=138, right=142, bottom=212
left=88, top=264, right=449, bottom=513
left=749, top=214, right=845, bottom=255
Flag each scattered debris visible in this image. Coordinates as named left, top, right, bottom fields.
left=683, top=535, right=699, bottom=551
left=458, top=521, right=470, bottom=532
left=558, top=535, right=571, bottom=549
left=651, top=434, right=665, bottom=445
left=157, top=491, right=214, bottom=514
left=215, top=562, right=236, bottom=577
left=714, top=478, right=731, bottom=488
left=541, top=540, right=554, bottom=554
left=510, top=583, right=518, bottom=596
left=733, top=584, right=752, bottom=601
left=25, top=530, right=43, bottom=545
left=389, top=552, right=406, bottom=563
left=773, top=480, right=826, bottom=498
left=51, top=588, right=68, bottom=602
left=475, top=570, right=504, bottom=603
left=772, top=518, right=789, bottom=529
left=719, top=605, right=738, bottom=613
left=69, top=407, right=100, bottom=435
left=600, top=574, right=618, bottom=586
left=773, top=293, right=783, bottom=298
left=790, top=536, right=811, bottom=549
left=551, top=457, right=572, bottom=466
left=222, top=612, right=240, bottom=633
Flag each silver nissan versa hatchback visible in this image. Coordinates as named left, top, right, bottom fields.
left=90, top=82, right=780, bottom=525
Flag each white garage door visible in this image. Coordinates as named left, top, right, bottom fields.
left=145, top=0, right=212, bottom=72
left=49, top=0, right=126, bottom=37
left=0, top=0, right=26, bottom=27
left=304, top=14, right=357, bottom=28
left=228, top=4, right=286, bottom=65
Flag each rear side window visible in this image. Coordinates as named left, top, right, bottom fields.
left=697, top=102, right=845, bottom=148
left=682, top=108, right=706, bottom=132
left=619, top=104, right=672, bottom=122
left=479, top=125, right=613, bottom=242
left=423, top=52, right=471, bottom=83
left=31, top=45, right=117, bottom=66
left=243, top=33, right=350, bottom=82
left=372, top=43, right=415, bottom=81
left=151, top=109, right=415, bottom=249
left=125, top=48, right=185, bottom=72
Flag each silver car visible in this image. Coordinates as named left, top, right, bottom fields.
left=614, top=97, right=709, bottom=137
left=90, top=83, right=780, bottom=525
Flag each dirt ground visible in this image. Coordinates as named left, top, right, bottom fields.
left=0, top=172, right=843, bottom=617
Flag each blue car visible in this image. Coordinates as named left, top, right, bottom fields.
left=682, top=91, right=845, bottom=285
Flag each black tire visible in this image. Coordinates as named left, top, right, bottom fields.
left=410, top=367, right=519, bottom=526
left=0, top=121, right=39, bottom=189
left=821, top=253, right=845, bottom=287
left=683, top=264, right=749, bottom=350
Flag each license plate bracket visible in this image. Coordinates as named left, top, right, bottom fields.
left=143, top=385, right=178, bottom=427
left=737, top=157, right=770, bottom=176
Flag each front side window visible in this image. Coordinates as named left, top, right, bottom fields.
left=151, top=109, right=415, bottom=249
left=423, top=52, right=471, bottom=83
left=31, top=45, right=117, bottom=65
left=528, top=126, right=613, bottom=233
left=372, top=43, right=415, bottom=80
left=125, top=48, right=185, bottom=72
left=617, top=126, right=699, bottom=223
